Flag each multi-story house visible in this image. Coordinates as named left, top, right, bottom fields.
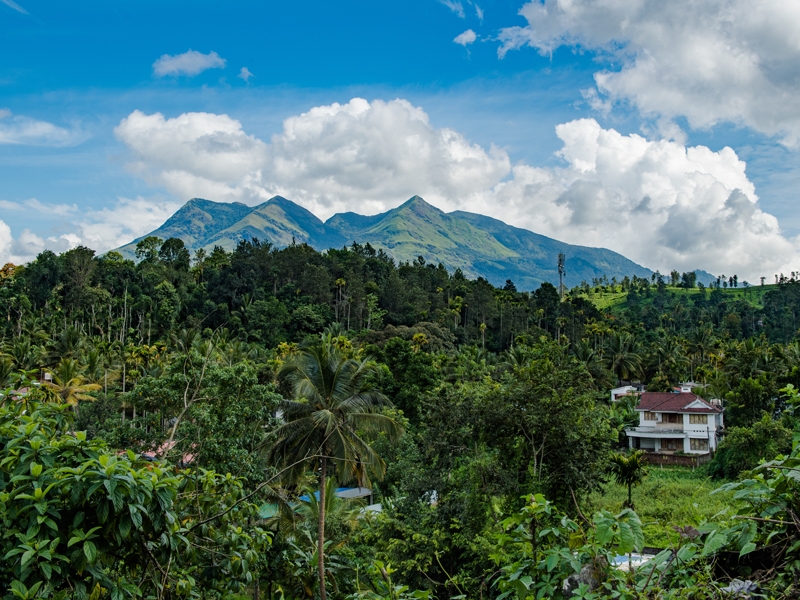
left=625, top=391, right=724, bottom=455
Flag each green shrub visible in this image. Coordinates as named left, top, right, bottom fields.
left=708, top=414, right=792, bottom=479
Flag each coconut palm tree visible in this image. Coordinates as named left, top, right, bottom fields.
left=43, top=358, right=100, bottom=415
left=574, top=338, right=613, bottom=390
left=268, top=338, right=403, bottom=600
left=688, top=327, right=714, bottom=380
left=605, top=332, right=643, bottom=383
left=501, top=345, right=528, bottom=371
left=609, top=449, right=648, bottom=509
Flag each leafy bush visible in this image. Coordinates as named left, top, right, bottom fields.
left=0, top=387, right=269, bottom=599
left=708, top=414, right=792, bottom=479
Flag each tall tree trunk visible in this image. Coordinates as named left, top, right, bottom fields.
left=318, top=457, right=327, bottom=600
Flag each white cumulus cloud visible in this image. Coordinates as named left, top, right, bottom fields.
left=24, top=198, right=77, bottom=216
left=112, top=99, right=800, bottom=280
left=152, top=50, right=226, bottom=77
left=0, top=220, right=12, bottom=265
left=238, top=67, right=254, bottom=82
left=80, top=196, right=183, bottom=251
left=491, top=119, right=794, bottom=279
left=454, top=29, right=477, bottom=46
left=114, top=98, right=510, bottom=217
left=498, top=0, right=800, bottom=146
left=0, top=196, right=180, bottom=265
left=0, top=109, right=83, bottom=146
left=5, top=229, right=80, bottom=265
left=114, top=110, right=268, bottom=203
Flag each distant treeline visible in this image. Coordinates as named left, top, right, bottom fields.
left=3, top=236, right=800, bottom=355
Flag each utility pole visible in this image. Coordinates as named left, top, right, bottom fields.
left=557, top=253, right=565, bottom=299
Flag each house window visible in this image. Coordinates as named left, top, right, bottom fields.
left=689, top=414, right=707, bottom=425
left=643, top=412, right=657, bottom=421
left=663, top=413, right=681, bottom=424
left=662, top=439, right=679, bottom=451
left=690, top=439, right=709, bottom=451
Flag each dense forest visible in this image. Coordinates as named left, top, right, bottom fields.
left=4, top=236, right=800, bottom=599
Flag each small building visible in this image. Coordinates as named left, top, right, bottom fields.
left=610, top=385, right=641, bottom=403
left=625, top=392, right=723, bottom=455
left=676, top=382, right=703, bottom=394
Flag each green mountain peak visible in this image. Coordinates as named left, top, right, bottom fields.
left=115, top=195, right=653, bottom=289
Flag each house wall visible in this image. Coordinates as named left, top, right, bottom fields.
left=688, top=413, right=721, bottom=451
left=638, top=412, right=684, bottom=429
left=655, top=417, right=683, bottom=430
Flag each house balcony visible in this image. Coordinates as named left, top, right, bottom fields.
left=625, top=426, right=713, bottom=456
left=626, top=427, right=685, bottom=437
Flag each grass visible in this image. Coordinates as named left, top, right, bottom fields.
left=583, top=466, right=736, bottom=548
left=586, top=291, right=628, bottom=310
left=577, top=284, right=779, bottom=314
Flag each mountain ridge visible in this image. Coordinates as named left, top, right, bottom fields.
left=116, top=195, right=654, bottom=289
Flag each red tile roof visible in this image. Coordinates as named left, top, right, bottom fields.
left=636, top=392, right=722, bottom=413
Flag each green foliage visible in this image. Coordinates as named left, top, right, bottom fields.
left=153, top=280, right=181, bottom=331
left=372, top=337, right=440, bottom=424
left=724, top=374, right=776, bottom=428
left=349, top=561, right=431, bottom=600
left=0, top=392, right=269, bottom=599
left=269, top=335, right=403, bottom=600
left=492, top=495, right=644, bottom=600
left=708, top=414, right=793, bottom=479
left=117, top=356, right=281, bottom=488
left=608, top=450, right=648, bottom=508
left=585, top=467, right=736, bottom=548
left=10, top=221, right=800, bottom=597
left=361, top=337, right=614, bottom=595
left=714, top=436, right=800, bottom=591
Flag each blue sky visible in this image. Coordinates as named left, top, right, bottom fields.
left=2, top=0, right=800, bottom=279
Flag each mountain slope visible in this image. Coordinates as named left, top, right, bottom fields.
left=450, top=210, right=651, bottom=288
left=204, top=196, right=346, bottom=252
left=114, top=195, right=654, bottom=289
left=326, top=195, right=517, bottom=267
left=117, top=198, right=253, bottom=258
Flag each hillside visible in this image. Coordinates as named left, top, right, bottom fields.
left=451, top=209, right=652, bottom=290
left=116, top=198, right=252, bottom=257
left=584, top=284, right=775, bottom=313
left=116, top=195, right=653, bottom=289
left=203, top=196, right=346, bottom=252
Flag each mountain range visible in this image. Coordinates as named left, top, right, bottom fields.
left=116, top=195, right=654, bottom=289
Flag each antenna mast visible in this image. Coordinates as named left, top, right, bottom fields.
left=557, top=253, right=565, bottom=299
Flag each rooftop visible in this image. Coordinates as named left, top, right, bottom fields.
left=636, top=392, right=722, bottom=414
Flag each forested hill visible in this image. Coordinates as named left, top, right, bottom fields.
left=116, top=194, right=653, bottom=289
left=6, top=237, right=800, bottom=597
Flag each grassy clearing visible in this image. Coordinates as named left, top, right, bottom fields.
left=585, top=291, right=628, bottom=310
left=577, top=284, right=777, bottom=314
left=583, top=466, right=736, bottom=548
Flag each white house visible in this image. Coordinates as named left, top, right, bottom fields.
left=625, top=392, right=724, bottom=455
